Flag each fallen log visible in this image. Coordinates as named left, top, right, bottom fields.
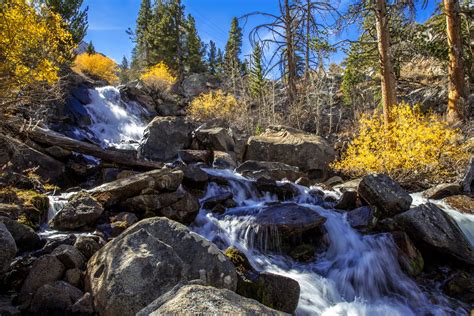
left=16, top=125, right=164, bottom=171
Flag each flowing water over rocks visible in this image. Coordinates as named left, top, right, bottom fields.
left=191, top=169, right=471, bottom=315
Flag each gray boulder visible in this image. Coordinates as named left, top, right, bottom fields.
left=90, top=168, right=183, bottom=207
left=236, top=160, right=303, bottom=182
left=138, top=116, right=194, bottom=162
left=74, top=236, right=102, bottom=259
left=0, top=217, right=41, bottom=252
left=245, top=126, right=335, bottom=180
left=181, top=73, right=220, bottom=99
left=462, top=157, right=474, bottom=194
left=51, top=245, right=86, bottom=269
left=29, top=281, right=83, bottom=315
left=86, top=217, right=237, bottom=316
left=50, top=192, right=104, bottom=231
left=0, top=222, right=17, bottom=273
left=346, top=206, right=374, bottom=230
left=137, top=284, right=286, bottom=316
left=193, top=127, right=235, bottom=153
left=394, top=203, right=474, bottom=265
left=358, top=174, right=412, bottom=219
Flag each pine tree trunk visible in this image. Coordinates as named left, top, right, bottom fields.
left=374, top=0, right=397, bottom=126
left=444, top=0, right=466, bottom=123
left=284, top=0, right=297, bottom=106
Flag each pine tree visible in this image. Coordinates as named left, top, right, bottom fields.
left=185, top=14, right=205, bottom=73
left=42, top=0, right=88, bottom=43
left=249, top=43, right=265, bottom=100
left=216, top=48, right=225, bottom=75
left=133, top=0, right=152, bottom=68
left=208, top=40, right=217, bottom=74
left=86, top=41, right=95, bottom=55
left=224, top=17, right=243, bottom=76
left=119, top=56, right=130, bottom=84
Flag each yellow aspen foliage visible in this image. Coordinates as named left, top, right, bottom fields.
left=73, top=53, right=119, bottom=85
left=189, top=90, right=242, bottom=122
left=332, top=103, right=469, bottom=184
left=0, top=0, right=74, bottom=101
left=140, top=62, right=176, bottom=90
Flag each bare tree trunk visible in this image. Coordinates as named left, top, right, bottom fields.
left=284, top=0, right=297, bottom=106
left=374, top=0, right=397, bottom=126
left=444, top=0, right=466, bottom=123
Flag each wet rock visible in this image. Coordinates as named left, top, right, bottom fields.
left=289, top=244, right=316, bottom=262
left=202, top=192, right=236, bottom=212
left=255, top=203, right=326, bottom=236
left=224, top=247, right=253, bottom=274
left=86, top=217, right=237, bottom=316
left=442, top=195, right=474, bottom=215
left=181, top=73, right=220, bottom=99
left=29, top=281, right=83, bottom=315
left=237, top=272, right=300, bottom=314
left=391, top=231, right=424, bottom=277
left=50, top=192, right=104, bottom=231
left=52, top=245, right=86, bottom=269
left=74, top=236, right=102, bottom=260
left=442, top=271, right=474, bottom=304
left=136, top=284, right=285, bottom=316
left=19, top=255, right=65, bottom=304
left=90, top=169, right=183, bottom=207
left=213, top=151, right=237, bottom=169
left=245, top=126, right=335, bottom=180
left=0, top=217, right=42, bottom=252
left=0, top=222, right=17, bottom=273
left=358, top=174, right=412, bottom=219
left=324, top=176, right=344, bottom=187
left=138, top=116, right=194, bottom=162
left=255, top=178, right=300, bottom=200
left=295, top=177, right=313, bottom=187
left=194, top=127, right=235, bottom=153
left=394, top=203, right=474, bottom=265
left=182, top=164, right=209, bottom=188
left=462, top=157, right=474, bottom=194
left=335, top=190, right=358, bottom=210
left=0, top=295, right=19, bottom=316
left=236, top=160, right=303, bottom=182
left=178, top=149, right=212, bottom=165
left=422, top=183, right=461, bottom=200
left=346, top=206, right=374, bottom=230
left=70, top=292, right=95, bottom=316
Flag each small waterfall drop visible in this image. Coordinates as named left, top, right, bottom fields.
left=192, top=170, right=469, bottom=315
left=83, top=86, right=148, bottom=149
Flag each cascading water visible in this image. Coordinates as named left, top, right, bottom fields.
left=82, top=86, right=148, bottom=150
left=192, top=169, right=470, bottom=315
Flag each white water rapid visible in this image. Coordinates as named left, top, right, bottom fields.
left=82, top=86, right=148, bottom=149
left=191, top=169, right=470, bottom=315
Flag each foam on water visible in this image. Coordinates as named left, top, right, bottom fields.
left=192, top=170, right=469, bottom=315
left=84, top=86, right=148, bottom=149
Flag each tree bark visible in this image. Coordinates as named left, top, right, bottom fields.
left=284, top=0, right=297, bottom=106
left=374, top=0, right=397, bottom=126
left=15, top=125, right=164, bottom=170
left=444, top=0, right=466, bottom=124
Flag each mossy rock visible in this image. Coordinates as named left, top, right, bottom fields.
left=225, top=247, right=253, bottom=273
left=289, top=244, right=316, bottom=263
left=16, top=190, right=49, bottom=214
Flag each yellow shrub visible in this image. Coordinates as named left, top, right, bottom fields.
left=332, top=103, right=469, bottom=184
left=189, top=90, right=241, bottom=122
left=140, top=62, right=176, bottom=90
left=0, top=0, right=73, bottom=99
left=73, top=53, right=119, bottom=84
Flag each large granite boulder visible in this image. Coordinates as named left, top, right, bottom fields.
left=86, top=217, right=237, bottom=316
left=358, top=174, right=412, bottom=219
left=0, top=222, right=16, bottom=273
left=245, top=126, right=335, bottom=180
left=394, top=203, right=474, bottom=265
left=181, top=73, right=220, bottom=99
left=138, top=116, right=195, bottom=162
left=90, top=168, right=183, bottom=207
left=50, top=192, right=104, bottom=231
left=193, top=127, right=235, bottom=153
left=236, top=160, right=303, bottom=182
left=136, top=284, right=286, bottom=316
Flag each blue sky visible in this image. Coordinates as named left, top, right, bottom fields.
left=83, top=0, right=437, bottom=65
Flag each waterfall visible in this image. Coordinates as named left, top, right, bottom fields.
left=83, top=86, right=148, bottom=150
left=192, top=170, right=469, bottom=315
